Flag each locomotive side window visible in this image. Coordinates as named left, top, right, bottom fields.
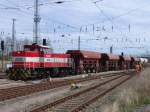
left=14, top=57, right=25, bottom=62
left=46, top=58, right=54, bottom=62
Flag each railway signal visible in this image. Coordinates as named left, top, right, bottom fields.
left=43, top=39, right=47, bottom=45
left=1, top=40, right=4, bottom=72
left=1, top=40, right=4, bottom=51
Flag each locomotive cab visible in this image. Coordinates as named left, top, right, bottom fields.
left=12, top=44, right=52, bottom=68
left=24, top=43, right=52, bottom=53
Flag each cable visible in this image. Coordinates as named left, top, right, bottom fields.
left=2, top=0, right=149, bottom=47
left=4, top=1, right=79, bottom=31
left=93, top=0, right=103, bottom=4
left=90, top=0, right=113, bottom=24
left=0, top=0, right=99, bottom=35
left=5, top=0, right=19, bottom=7
left=0, top=3, right=20, bottom=9
left=26, top=0, right=82, bottom=9
left=79, top=1, right=150, bottom=27
left=89, top=0, right=125, bottom=35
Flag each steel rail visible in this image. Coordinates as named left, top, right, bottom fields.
left=0, top=71, right=134, bottom=101
left=30, top=74, right=130, bottom=112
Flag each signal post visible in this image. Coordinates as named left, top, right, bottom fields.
left=1, top=41, right=4, bottom=72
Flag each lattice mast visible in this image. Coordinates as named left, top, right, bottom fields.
left=33, top=0, right=41, bottom=44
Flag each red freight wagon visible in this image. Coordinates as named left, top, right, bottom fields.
left=131, top=57, right=140, bottom=69
left=124, top=56, right=132, bottom=69
left=119, top=55, right=131, bottom=69
left=101, top=53, right=120, bottom=71
left=67, top=50, right=101, bottom=74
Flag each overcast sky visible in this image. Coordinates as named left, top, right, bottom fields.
left=0, top=0, right=150, bottom=56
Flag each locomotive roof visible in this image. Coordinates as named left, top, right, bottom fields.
left=67, top=50, right=101, bottom=59
left=24, top=44, right=51, bottom=49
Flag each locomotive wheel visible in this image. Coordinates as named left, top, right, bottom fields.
left=11, top=69, right=26, bottom=81
left=15, top=70, right=21, bottom=80
left=8, top=69, right=18, bottom=80
left=19, top=69, right=31, bottom=81
left=26, top=70, right=31, bottom=79
left=7, top=68, right=14, bottom=80
left=41, top=71, right=49, bottom=78
left=20, top=70, right=27, bottom=80
left=6, top=69, right=11, bottom=78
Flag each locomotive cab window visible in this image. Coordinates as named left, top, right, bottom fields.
left=40, top=48, right=48, bottom=53
left=24, top=47, right=31, bottom=51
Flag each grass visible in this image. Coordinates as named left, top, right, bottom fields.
left=101, top=68, right=150, bottom=112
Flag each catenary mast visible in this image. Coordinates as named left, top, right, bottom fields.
left=34, top=0, right=41, bottom=44
left=12, top=18, right=16, bottom=51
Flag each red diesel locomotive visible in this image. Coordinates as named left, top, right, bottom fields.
left=7, top=43, right=140, bottom=80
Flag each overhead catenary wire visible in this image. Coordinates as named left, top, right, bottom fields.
left=0, top=0, right=138, bottom=35
left=8, top=1, right=103, bottom=36
left=90, top=0, right=114, bottom=24
left=2, top=0, right=79, bottom=31
left=79, top=1, right=150, bottom=27
left=2, top=0, right=150, bottom=32
left=5, top=0, right=20, bottom=7
left=26, top=0, right=82, bottom=9
left=0, top=0, right=150, bottom=54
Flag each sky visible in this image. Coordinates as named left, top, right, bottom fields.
left=0, top=0, right=150, bottom=56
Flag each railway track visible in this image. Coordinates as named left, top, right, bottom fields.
left=0, top=71, right=134, bottom=102
left=0, top=73, right=8, bottom=79
left=30, top=74, right=134, bottom=112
